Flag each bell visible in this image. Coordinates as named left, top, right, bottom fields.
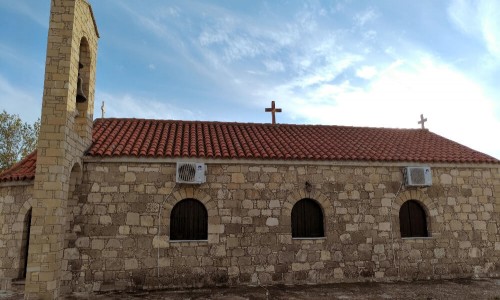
left=76, top=62, right=87, bottom=103
left=76, top=76, right=87, bottom=103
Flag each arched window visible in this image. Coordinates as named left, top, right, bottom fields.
left=291, top=198, right=324, bottom=238
left=399, top=200, right=428, bottom=238
left=170, top=198, right=208, bottom=240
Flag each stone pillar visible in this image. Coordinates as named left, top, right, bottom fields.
left=24, top=0, right=98, bottom=298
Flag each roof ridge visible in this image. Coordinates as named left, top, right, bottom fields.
left=94, top=117, right=424, bottom=131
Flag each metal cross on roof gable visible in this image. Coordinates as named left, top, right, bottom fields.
left=418, top=114, right=427, bottom=129
left=265, top=101, right=282, bottom=125
left=101, top=101, right=106, bottom=118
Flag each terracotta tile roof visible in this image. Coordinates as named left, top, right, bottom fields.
left=0, top=150, right=37, bottom=182
left=2, top=118, right=498, bottom=182
left=88, top=118, right=499, bottom=163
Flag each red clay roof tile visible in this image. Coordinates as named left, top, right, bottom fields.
left=87, top=118, right=499, bottom=164
left=1, top=118, right=499, bottom=182
left=0, top=151, right=37, bottom=182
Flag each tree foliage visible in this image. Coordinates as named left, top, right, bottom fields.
left=0, top=110, right=40, bottom=172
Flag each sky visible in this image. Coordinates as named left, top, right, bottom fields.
left=1, top=0, right=500, bottom=159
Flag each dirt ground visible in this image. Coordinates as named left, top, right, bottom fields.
left=1, top=278, right=499, bottom=299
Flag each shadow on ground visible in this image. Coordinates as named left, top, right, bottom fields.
left=2, top=278, right=500, bottom=299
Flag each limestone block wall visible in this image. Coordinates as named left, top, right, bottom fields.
left=0, top=183, right=34, bottom=281
left=61, top=161, right=500, bottom=293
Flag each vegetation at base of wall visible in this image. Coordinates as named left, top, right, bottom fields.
left=0, top=110, right=40, bottom=172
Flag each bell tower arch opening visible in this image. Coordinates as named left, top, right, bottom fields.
left=75, top=37, right=91, bottom=139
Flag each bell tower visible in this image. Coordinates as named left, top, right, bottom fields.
left=25, top=0, right=98, bottom=299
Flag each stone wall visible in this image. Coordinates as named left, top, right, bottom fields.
left=0, top=183, right=34, bottom=284
left=60, top=160, right=500, bottom=293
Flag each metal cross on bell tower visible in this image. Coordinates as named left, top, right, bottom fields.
left=265, top=100, right=282, bottom=125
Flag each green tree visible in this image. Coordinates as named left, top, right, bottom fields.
left=0, top=110, right=40, bottom=171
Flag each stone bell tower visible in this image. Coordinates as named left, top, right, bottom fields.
left=25, top=0, right=98, bottom=298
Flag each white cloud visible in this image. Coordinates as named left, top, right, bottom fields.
left=0, top=74, right=40, bottom=123
left=448, top=0, right=500, bottom=59
left=198, top=26, right=229, bottom=47
left=479, top=3, right=500, bottom=58
left=448, top=0, right=478, bottom=35
left=166, top=6, right=181, bottom=18
left=354, top=8, right=378, bottom=27
left=96, top=92, right=200, bottom=121
left=222, top=34, right=264, bottom=62
left=294, top=8, right=318, bottom=32
left=0, top=43, right=44, bottom=70
left=356, top=66, right=377, bottom=80
left=197, top=19, right=300, bottom=63
left=291, top=54, right=363, bottom=88
left=281, top=56, right=500, bottom=159
left=263, top=60, right=285, bottom=72
left=363, top=30, right=377, bottom=41
left=0, top=2, right=48, bottom=27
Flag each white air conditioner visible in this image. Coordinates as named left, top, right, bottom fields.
left=405, top=166, right=432, bottom=186
left=176, top=162, right=206, bottom=184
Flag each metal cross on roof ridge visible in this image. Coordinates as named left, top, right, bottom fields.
left=101, top=101, right=106, bottom=118
left=265, top=100, right=282, bottom=125
left=418, top=114, right=427, bottom=129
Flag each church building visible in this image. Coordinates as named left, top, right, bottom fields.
left=0, top=1, right=499, bottom=299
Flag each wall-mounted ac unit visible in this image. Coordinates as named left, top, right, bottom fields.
left=176, top=162, right=206, bottom=184
left=405, top=166, right=432, bottom=186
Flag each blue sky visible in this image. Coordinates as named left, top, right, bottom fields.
left=1, top=0, right=500, bottom=159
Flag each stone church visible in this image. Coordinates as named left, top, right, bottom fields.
left=0, top=0, right=499, bottom=299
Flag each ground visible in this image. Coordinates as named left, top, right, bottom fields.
left=1, top=278, right=499, bottom=299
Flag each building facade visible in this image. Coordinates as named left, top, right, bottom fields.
left=0, top=1, right=499, bottom=299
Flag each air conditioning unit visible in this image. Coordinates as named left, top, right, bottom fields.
left=404, top=166, right=432, bottom=186
left=176, top=162, right=206, bottom=184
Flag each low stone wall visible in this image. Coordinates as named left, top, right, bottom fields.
left=0, top=182, right=33, bottom=280
left=59, top=161, right=500, bottom=293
